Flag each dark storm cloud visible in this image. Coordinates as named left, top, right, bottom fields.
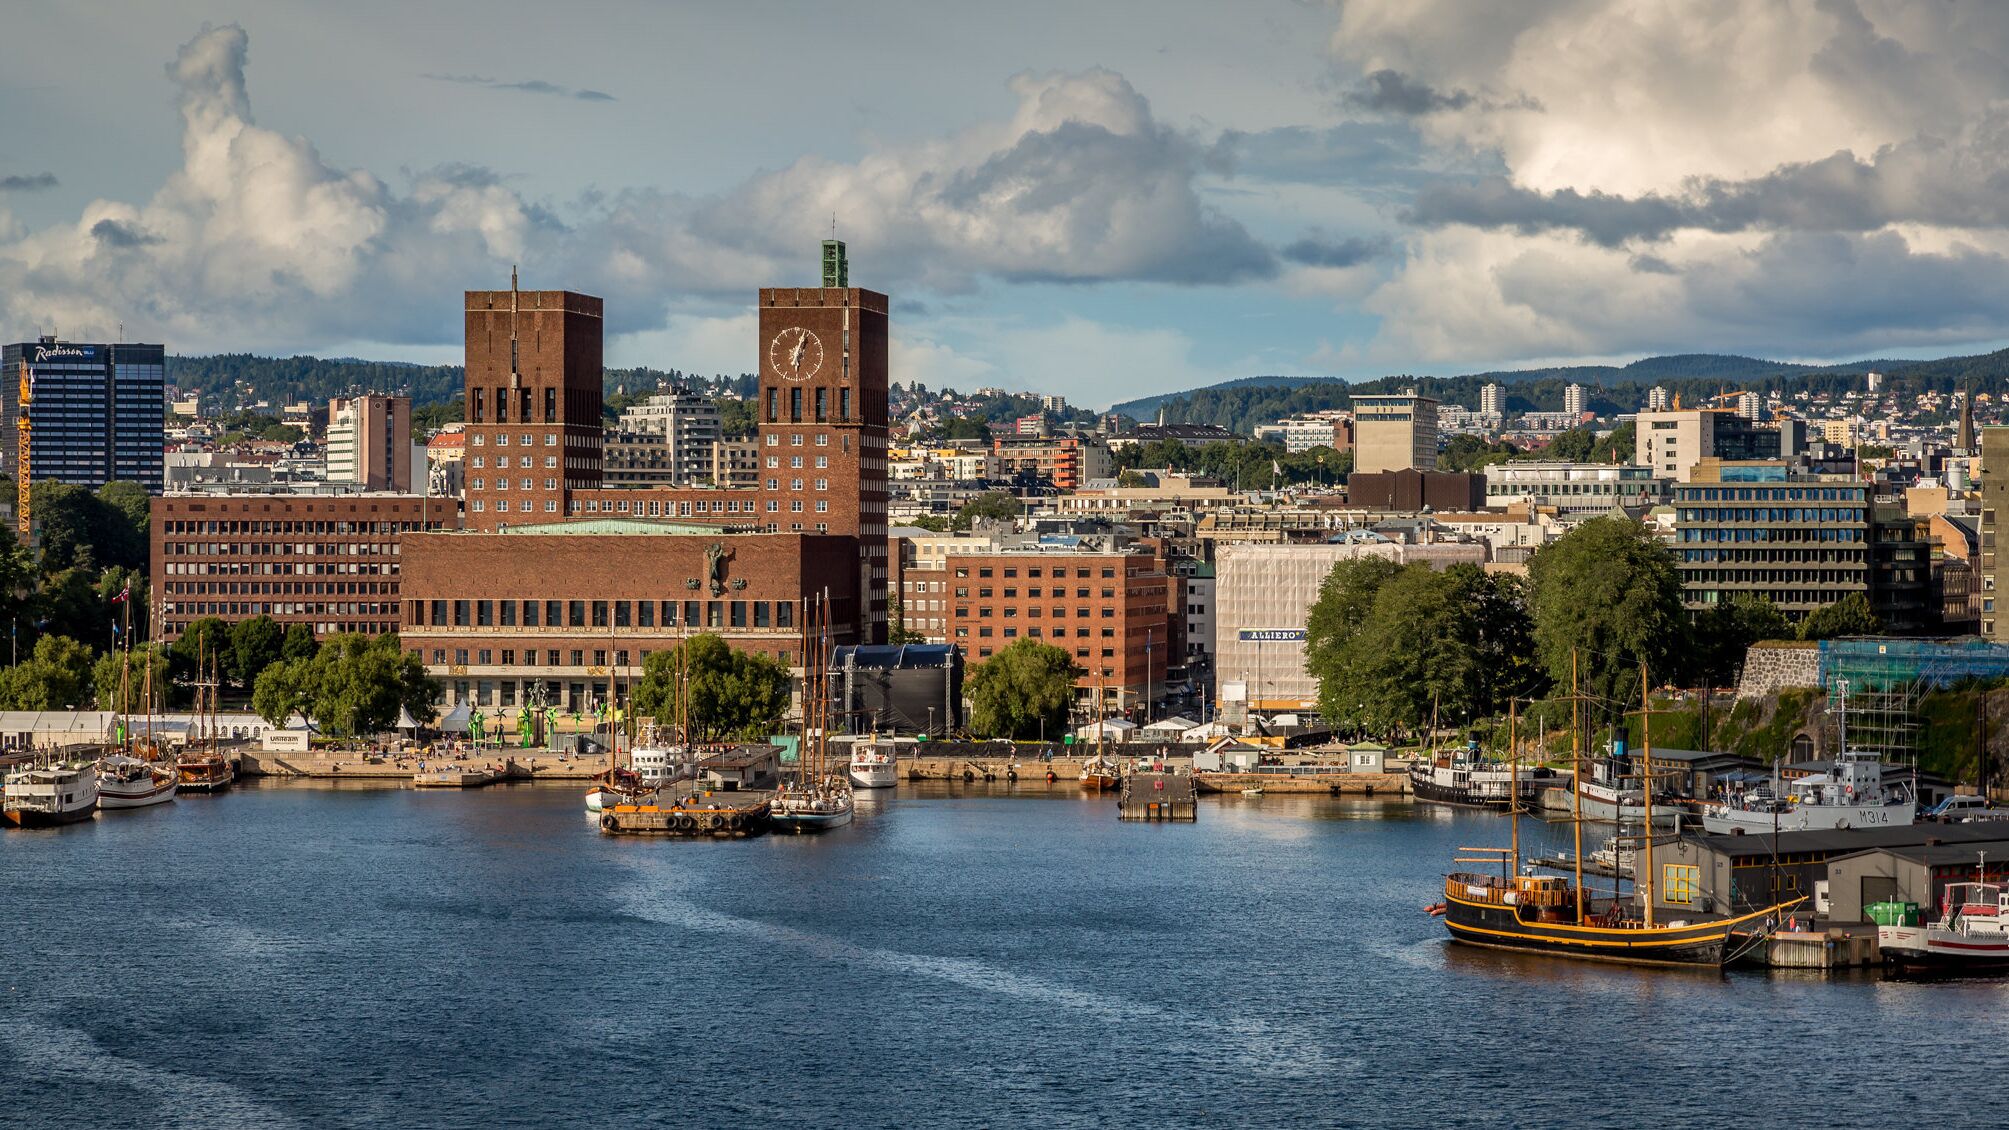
left=0, top=173, right=58, bottom=191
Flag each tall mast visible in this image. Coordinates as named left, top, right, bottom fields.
left=1640, top=660, right=1656, bottom=930
left=1508, top=697, right=1519, bottom=875
left=1572, top=647, right=1585, bottom=926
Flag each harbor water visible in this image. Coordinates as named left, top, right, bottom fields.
left=3, top=782, right=2004, bottom=1128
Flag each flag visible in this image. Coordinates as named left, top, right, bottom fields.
left=1271, top=459, right=1282, bottom=477
left=110, top=583, right=130, bottom=604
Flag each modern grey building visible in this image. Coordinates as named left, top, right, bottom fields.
left=614, top=387, right=720, bottom=485
left=3, top=337, right=166, bottom=492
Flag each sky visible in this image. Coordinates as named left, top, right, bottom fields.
left=4, top=1, right=2009, bottom=408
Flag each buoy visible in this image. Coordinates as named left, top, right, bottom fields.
left=1046, top=770, right=1057, bottom=783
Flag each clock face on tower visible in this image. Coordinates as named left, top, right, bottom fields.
left=768, top=327, right=823, bottom=382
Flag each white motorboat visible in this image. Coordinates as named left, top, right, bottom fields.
left=96, top=753, right=178, bottom=810
left=846, top=744, right=898, bottom=789
left=770, top=780, right=855, bottom=832
left=1880, top=882, right=2009, bottom=974
left=1699, top=747, right=1915, bottom=834
left=629, top=742, right=693, bottom=789
left=4, top=761, right=100, bottom=827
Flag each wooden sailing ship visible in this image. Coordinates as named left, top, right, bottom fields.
left=175, top=640, right=235, bottom=793
left=1434, top=655, right=1800, bottom=968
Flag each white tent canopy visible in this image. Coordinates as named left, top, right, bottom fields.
left=1074, top=717, right=1139, bottom=741
left=1139, top=715, right=1199, bottom=736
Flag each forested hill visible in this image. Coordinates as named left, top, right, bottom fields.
left=1116, top=348, right=2009, bottom=434
left=167, top=354, right=757, bottom=410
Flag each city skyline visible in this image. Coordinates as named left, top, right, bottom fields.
left=8, top=5, right=2009, bottom=407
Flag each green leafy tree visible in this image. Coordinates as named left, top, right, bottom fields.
left=964, top=638, right=1077, bottom=739
left=173, top=616, right=232, bottom=681
left=1527, top=516, right=1688, bottom=719
left=1589, top=421, right=1636, bottom=464
left=280, top=623, right=318, bottom=662
left=0, top=634, right=95, bottom=709
left=1309, top=562, right=1539, bottom=737
left=1543, top=427, right=1599, bottom=463
left=1439, top=434, right=1520, bottom=472
left=1799, top=592, right=1882, bottom=641
left=716, top=397, right=758, bottom=438
left=229, top=615, right=285, bottom=687
left=630, top=633, right=791, bottom=741
left=1693, top=595, right=1793, bottom=685
left=941, top=417, right=992, bottom=442
left=956, top=491, right=1022, bottom=528
left=92, top=643, right=171, bottom=713
left=1115, top=469, right=1150, bottom=488
left=251, top=633, right=439, bottom=736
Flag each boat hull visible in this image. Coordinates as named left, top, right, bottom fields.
left=98, top=777, right=178, bottom=809
left=1699, top=799, right=1912, bottom=835
left=1879, top=926, right=2009, bottom=975
left=1442, top=878, right=1746, bottom=967
left=1080, top=774, right=1119, bottom=791
left=1410, top=774, right=1510, bottom=809
left=770, top=807, right=854, bottom=833
left=3, top=803, right=97, bottom=828
left=847, top=761, right=898, bottom=789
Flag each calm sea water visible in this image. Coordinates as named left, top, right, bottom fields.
left=2, top=782, right=2003, bottom=1128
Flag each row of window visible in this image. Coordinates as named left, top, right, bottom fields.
left=167, top=580, right=393, bottom=595
left=954, top=565, right=1121, bottom=579
left=471, top=455, right=558, bottom=469
left=1675, top=487, right=1864, bottom=502
left=414, top=598, right=799, bottom=630
left=1677, top=508, right=1863, bottom=523
left=161, top=520, right=435, bottom=535
left=1679, top=528, right=1864, bottom=543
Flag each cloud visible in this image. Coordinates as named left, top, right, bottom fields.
left=1322, top=1, right=2009, bottom=364
left=0, top=26, right=1272, bottom=357
left=424, top=73, right=615, bottom=103
left=88, top=219, right=161, bottom=248
left=1278, top=232, right=1389, bottom=268
left=1341, top=69, right=1473, bottom=115
left=0, top=173, right=58, bottom=191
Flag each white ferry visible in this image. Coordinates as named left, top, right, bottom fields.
left=847, top=743, right=898, bottom=789
left=4, top=761, right=100, bottom=827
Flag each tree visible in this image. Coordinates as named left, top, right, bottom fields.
left=716, top=397, right=758, bottom=438
left=941, top=417, right=992, bottom=442
left=92, top=643, right=171, bottom=714
left=1589, top=421, right=1636, bottom=464
left=630, top=633, right=791, bottom=741
left=251, top=633, right=439, bottom=736
left=1693, top=595, right=1793, bottom=686
left=174, top=616, right=232, bottom=679
left=230, top=615, right=285, bottom=687
left=1800, top=593, right=1881, bottom=642
left=1543, top=427, right=1599, bottom=463
left=0, top=634, right=95, bottom=710
left=1527, top=516, right=1688, bottom=718
left=1439, top=434, right=1519, bottom=472
left=1115, top=469, right=1150, bottom=488
left=956, top=491, right=1022, bottom=529
left=965, top=638, right=1077, bottom=739
left=886, top=591, right=922, bottom=645
left=280, top=623, right=318, bottom=662
left=1308, top=561, right=1539, bottom=738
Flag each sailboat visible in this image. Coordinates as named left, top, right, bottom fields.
left=1433, top=656, right=1800, bottom=967
left=98, top=610, right=177, bottom=810
left=772, top=591, right=854, bottom=833
left=1079, top=672, right=1121, bottom=791
left=176, top=643, right=235, bottom=793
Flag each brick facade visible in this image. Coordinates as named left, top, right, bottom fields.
left=399, top=521, right=860, bottom=710
left=903, top=547, right=1172, bottom=710
left=462, top=286, right=603, bottom=529
left=153, top=493, right=457, bottom=640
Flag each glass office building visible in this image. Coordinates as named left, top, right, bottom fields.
left=2, top=337, right=165, bottom=492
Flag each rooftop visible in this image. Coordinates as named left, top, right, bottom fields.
left=1685, top=820, right=2009, bottom=858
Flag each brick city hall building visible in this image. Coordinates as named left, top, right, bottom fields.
left=400, top=243, right=892, bottom=712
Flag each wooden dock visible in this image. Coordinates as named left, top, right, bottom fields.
left=1191, top=771, right=1408, bottom=796
left=598, top=784, right=772, bottom=838
left=413, top=767, right=506, bottom=788
left=1118, top=773, right=1196, bottom=822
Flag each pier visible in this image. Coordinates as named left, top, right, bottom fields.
left=413, top=766, right=506, bottom=788
left=1118, top=773, right=1196, bottom=821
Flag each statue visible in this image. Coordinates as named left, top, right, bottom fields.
left=704, top=541, right=733, bottom=596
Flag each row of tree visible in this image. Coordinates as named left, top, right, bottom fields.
left=1305, top=517, right=1882, bottom=741
left=1111, top=439, right=1352, bottom=487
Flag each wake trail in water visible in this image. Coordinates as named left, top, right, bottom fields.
left=611, top=862, right=1357, bottom=1079
left=0, top=1020, right=302, bottom=1129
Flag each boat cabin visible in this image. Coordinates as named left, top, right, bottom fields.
left=696, top=745, right=781, bottom=792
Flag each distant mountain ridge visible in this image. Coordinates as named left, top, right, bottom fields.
left=1112, top=348, right=2009, bottom=430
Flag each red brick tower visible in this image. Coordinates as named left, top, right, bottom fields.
left=463, top=274, right=603, bottom=530
left=755, top=240, right=889, bottom=637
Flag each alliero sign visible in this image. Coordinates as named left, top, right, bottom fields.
left=1237, top=629, right=1306, bottom=642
